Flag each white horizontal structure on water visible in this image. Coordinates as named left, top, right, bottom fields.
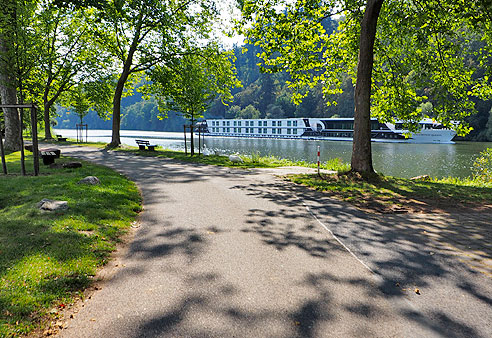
left=202, top=117, right=457, bottom=144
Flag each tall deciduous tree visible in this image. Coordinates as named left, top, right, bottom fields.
left=94, top=0, right=223, bottom=147
left=1, top=0, right=105, bottom=143
left=34, top=3, right=108, bottom=139
left=241, top=0, right=492, bottom=176
left=150, top=49, right=240, bottom=155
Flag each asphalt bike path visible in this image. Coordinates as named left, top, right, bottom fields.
left=53, top=146, right=490, bottom=338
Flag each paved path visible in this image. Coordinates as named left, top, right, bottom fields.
left=54, top=146, right=491, bottom=338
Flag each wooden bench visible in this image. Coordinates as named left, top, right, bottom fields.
left=135, top=139, right=157, bottom=151
left=56, top=135, right=67, bottom=142
left=39, top=148, right=61, bottom=165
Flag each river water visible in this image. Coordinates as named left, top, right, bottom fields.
left=55, top=128, right=492, bottom=179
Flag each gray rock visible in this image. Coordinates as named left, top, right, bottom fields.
left=38, top=199, right=69, bottom=211
left=78, top=176, right=100, bottom=185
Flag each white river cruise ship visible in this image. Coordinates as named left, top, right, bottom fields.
left=202, top=117, right=457, bottom=144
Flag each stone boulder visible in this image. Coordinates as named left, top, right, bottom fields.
left=38, top=199, right=69, bottom=212
left=78, top=176, right=100, bottom=185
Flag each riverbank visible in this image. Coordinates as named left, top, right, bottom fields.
left=55, top=140, right=492, bottom=213
left=53, top=128, right=492, bottom=178
left=52, top=140, right=351, bottom=171
left=112, top=142, right=492, bottom=213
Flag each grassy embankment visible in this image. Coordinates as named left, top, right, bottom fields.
left=54, top=140, right=492, bottom=213
left=0, top=151, right=141, bottom=337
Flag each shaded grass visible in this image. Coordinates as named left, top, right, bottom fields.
left=0, top=151, right=141, bottom=337
left=287, top=172, right=492, bottom=213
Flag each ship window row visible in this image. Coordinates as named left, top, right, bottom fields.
left=371, top=132, right=405, bottom=139
left=394, top=123, right=443, bottom=130
left=210, top=127, right=299, bottom=135
left=210, top=120, right=298, bottom=127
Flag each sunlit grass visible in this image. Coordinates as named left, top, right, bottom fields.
left=115, top=146, right=350, bottom=171
left=0, top=151, right=141, bottom=336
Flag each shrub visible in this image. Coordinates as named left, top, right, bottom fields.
left=250, top=151, right=261, bottom=164
left=472, top=148, right=492, bottom=182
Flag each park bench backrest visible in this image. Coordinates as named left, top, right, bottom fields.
left=135, top=140, right=150, bottom=145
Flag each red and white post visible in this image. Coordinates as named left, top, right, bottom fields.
left=317, top=145, right=320, bottom=176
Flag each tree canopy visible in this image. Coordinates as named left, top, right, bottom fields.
left=149, top=49, right=240, bottom=154
left=150, top=50, right=240, bottom=121
left=240, top=0, right=492, bottom=175
left=90, top=0, right=238, bottom=147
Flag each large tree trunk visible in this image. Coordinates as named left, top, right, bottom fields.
left=110, top=48, right=135, bottom=147
left=0, top=38, right=21, bottom=151
left=0, top=85, right=20, bottom=151
left=43, top=102, right=53, bottom=139
left=351, top=0, right=384, bottom=176
left=110, top=73, right=127, bottom=147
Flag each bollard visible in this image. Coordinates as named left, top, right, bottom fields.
left=317, top=145, right=320, bottom=176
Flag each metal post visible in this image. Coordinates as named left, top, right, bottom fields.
left=0, top=129, right=7, bottom=174
left=317, top=145, right=320, bottom=177
left=190, top=124, right=195, bottom=156
left=183, top=125, right=187, bottom=155
left=198, top=125, right=201, bottom=156
left=30, top=105, right=39, bottom=176
left=202, top=128, right=205, bottom=149
left=18, top=108, right=26, bottom=176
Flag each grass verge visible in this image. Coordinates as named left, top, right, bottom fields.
left=0, top=151, right=141, bottom=337
left=116, top=147, right=350, bottom=171
left=43, top=139, right=350, bottom=171
left=287, top=172, right=492, bottom=213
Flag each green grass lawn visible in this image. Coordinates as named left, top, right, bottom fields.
left=287, top=173, right=492, bottom=213
left=0, top=151, right=141, bottom=337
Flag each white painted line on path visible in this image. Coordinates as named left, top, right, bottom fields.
left=301, top=201, right=378, bottom=277
left=296, top=195, right=427, bottom=335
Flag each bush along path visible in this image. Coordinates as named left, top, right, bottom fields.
left=0, top=151, right=141, bottom=337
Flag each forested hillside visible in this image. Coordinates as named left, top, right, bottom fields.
left=55, top=15, right=492, bottom=141
left=55, top=94, right=187, bottom=132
